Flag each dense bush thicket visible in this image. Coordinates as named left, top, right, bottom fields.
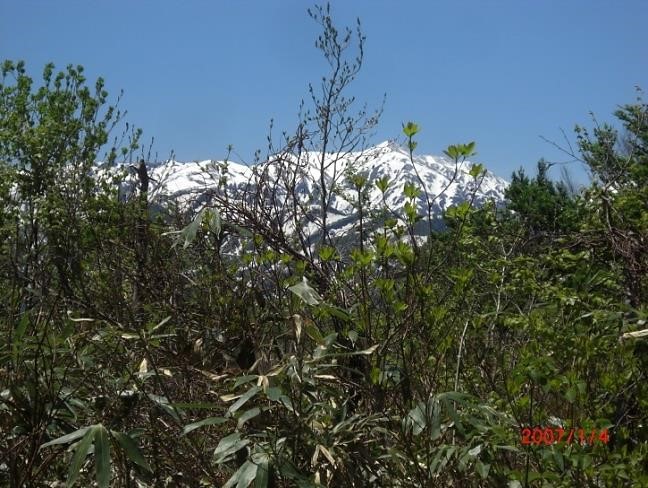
left=1, top=6, right=646, bottom=487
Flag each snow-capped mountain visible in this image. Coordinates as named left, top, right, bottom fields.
left=135, top=141, right=508, bottom=239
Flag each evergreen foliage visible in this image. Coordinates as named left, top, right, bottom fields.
left=505, top=159, right=580, bottom=235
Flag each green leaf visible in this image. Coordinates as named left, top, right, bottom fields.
left=182, top=416, right=228, bottom=436
left=404, top=201, right=418, bottom=222
left=214, top=433, right=250, bottom=463
left=375, top=176, right=390, bottom=193
left=430, top=402, right=442, bottom=440
left=352, top=344, right=379, bottom=355
left=265, top=387, right=284, bottom=402
left=264, top=388, right=294, bottom=412
left=230, top=223, right=253, bottom=238
left=93, top=425, right=111, bottom=488
left=149, top=315, right=172, bottom=333
left=41, top=427, right=91, bottom=448
left=12, top=313, right=29, bottom=362
left=469, top=163, right=485, bottom=179
left=234, top=375, right=259, bottom=388
left=403, top=182, right=420, bottom=199
left=223, top=460, right=258, bottom=488
left=406, top=402, right=427, bottom=435
left=370, top=367, right=380, bottom=385
left=204, top=208, right=222, bottom=238
left=347, top=329, right=359, bottom=343
left=444, top=145, right=460, bottom=160
left=318, top=246, right=337, bottom=261
left=351, top=248, right=373, bottom=267
left=565, top=386, right=577, bottom=403
left=147, top=394, right=181, bottom=421
left=288, top=277, right=322, bottom=306
left=403, top=121, right=420, bottom=138
left=430, top=445, right=456, bottom=475
left=320, top=304, right=351, bottom=322
left=304, top=322, right=324, bottom=344
left=576, top=381, right=586, bottom=395
left=553, top=450, right=565, bottom=471
left=266, top=386, right=295, bottom=412
left=475, top=461, right=490, bottom=479
left=228, top=386, right=260, bottom=414
left=67, top=428, right=94, bottom=487
left=443, top=398, right=464, bottom=435
left=237, top=408, right=261, bottom=429
left=495, top=445, right=520, bottom=453
left=350, top=174, right=367, bottom=189
left=175, top=208, right=205, bottom=249
left=437, top=391, right=472, bottom=404
left=170, top=401, right=219, bottom=410
left=323, top=332, right=338, bottom=347
left=252, top=452, right=270, bottom=487
left=112, top=430, right=152, bottom=472
left=468, top=444, right=482, bottom=456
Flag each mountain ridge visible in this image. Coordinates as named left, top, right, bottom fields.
left=124, top=141, right=508, bottom=238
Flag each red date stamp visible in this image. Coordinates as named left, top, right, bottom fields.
left=520, top=426, right=609, bottom=446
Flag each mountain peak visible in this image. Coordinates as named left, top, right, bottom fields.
left=373, top=139, right=405, bottom=153
left=132, top=144, right=508, bottom=238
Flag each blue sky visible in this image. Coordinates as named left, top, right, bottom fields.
left=2, top=0, right=647, bottom=183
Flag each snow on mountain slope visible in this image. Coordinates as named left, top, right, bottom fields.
left=139, top=141, right=508, bottom=237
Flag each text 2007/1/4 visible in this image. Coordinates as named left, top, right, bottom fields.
left=520, top=426, right=610, bottom=446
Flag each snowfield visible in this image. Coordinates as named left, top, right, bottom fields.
left=117, top=141, right=508, bottom=239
